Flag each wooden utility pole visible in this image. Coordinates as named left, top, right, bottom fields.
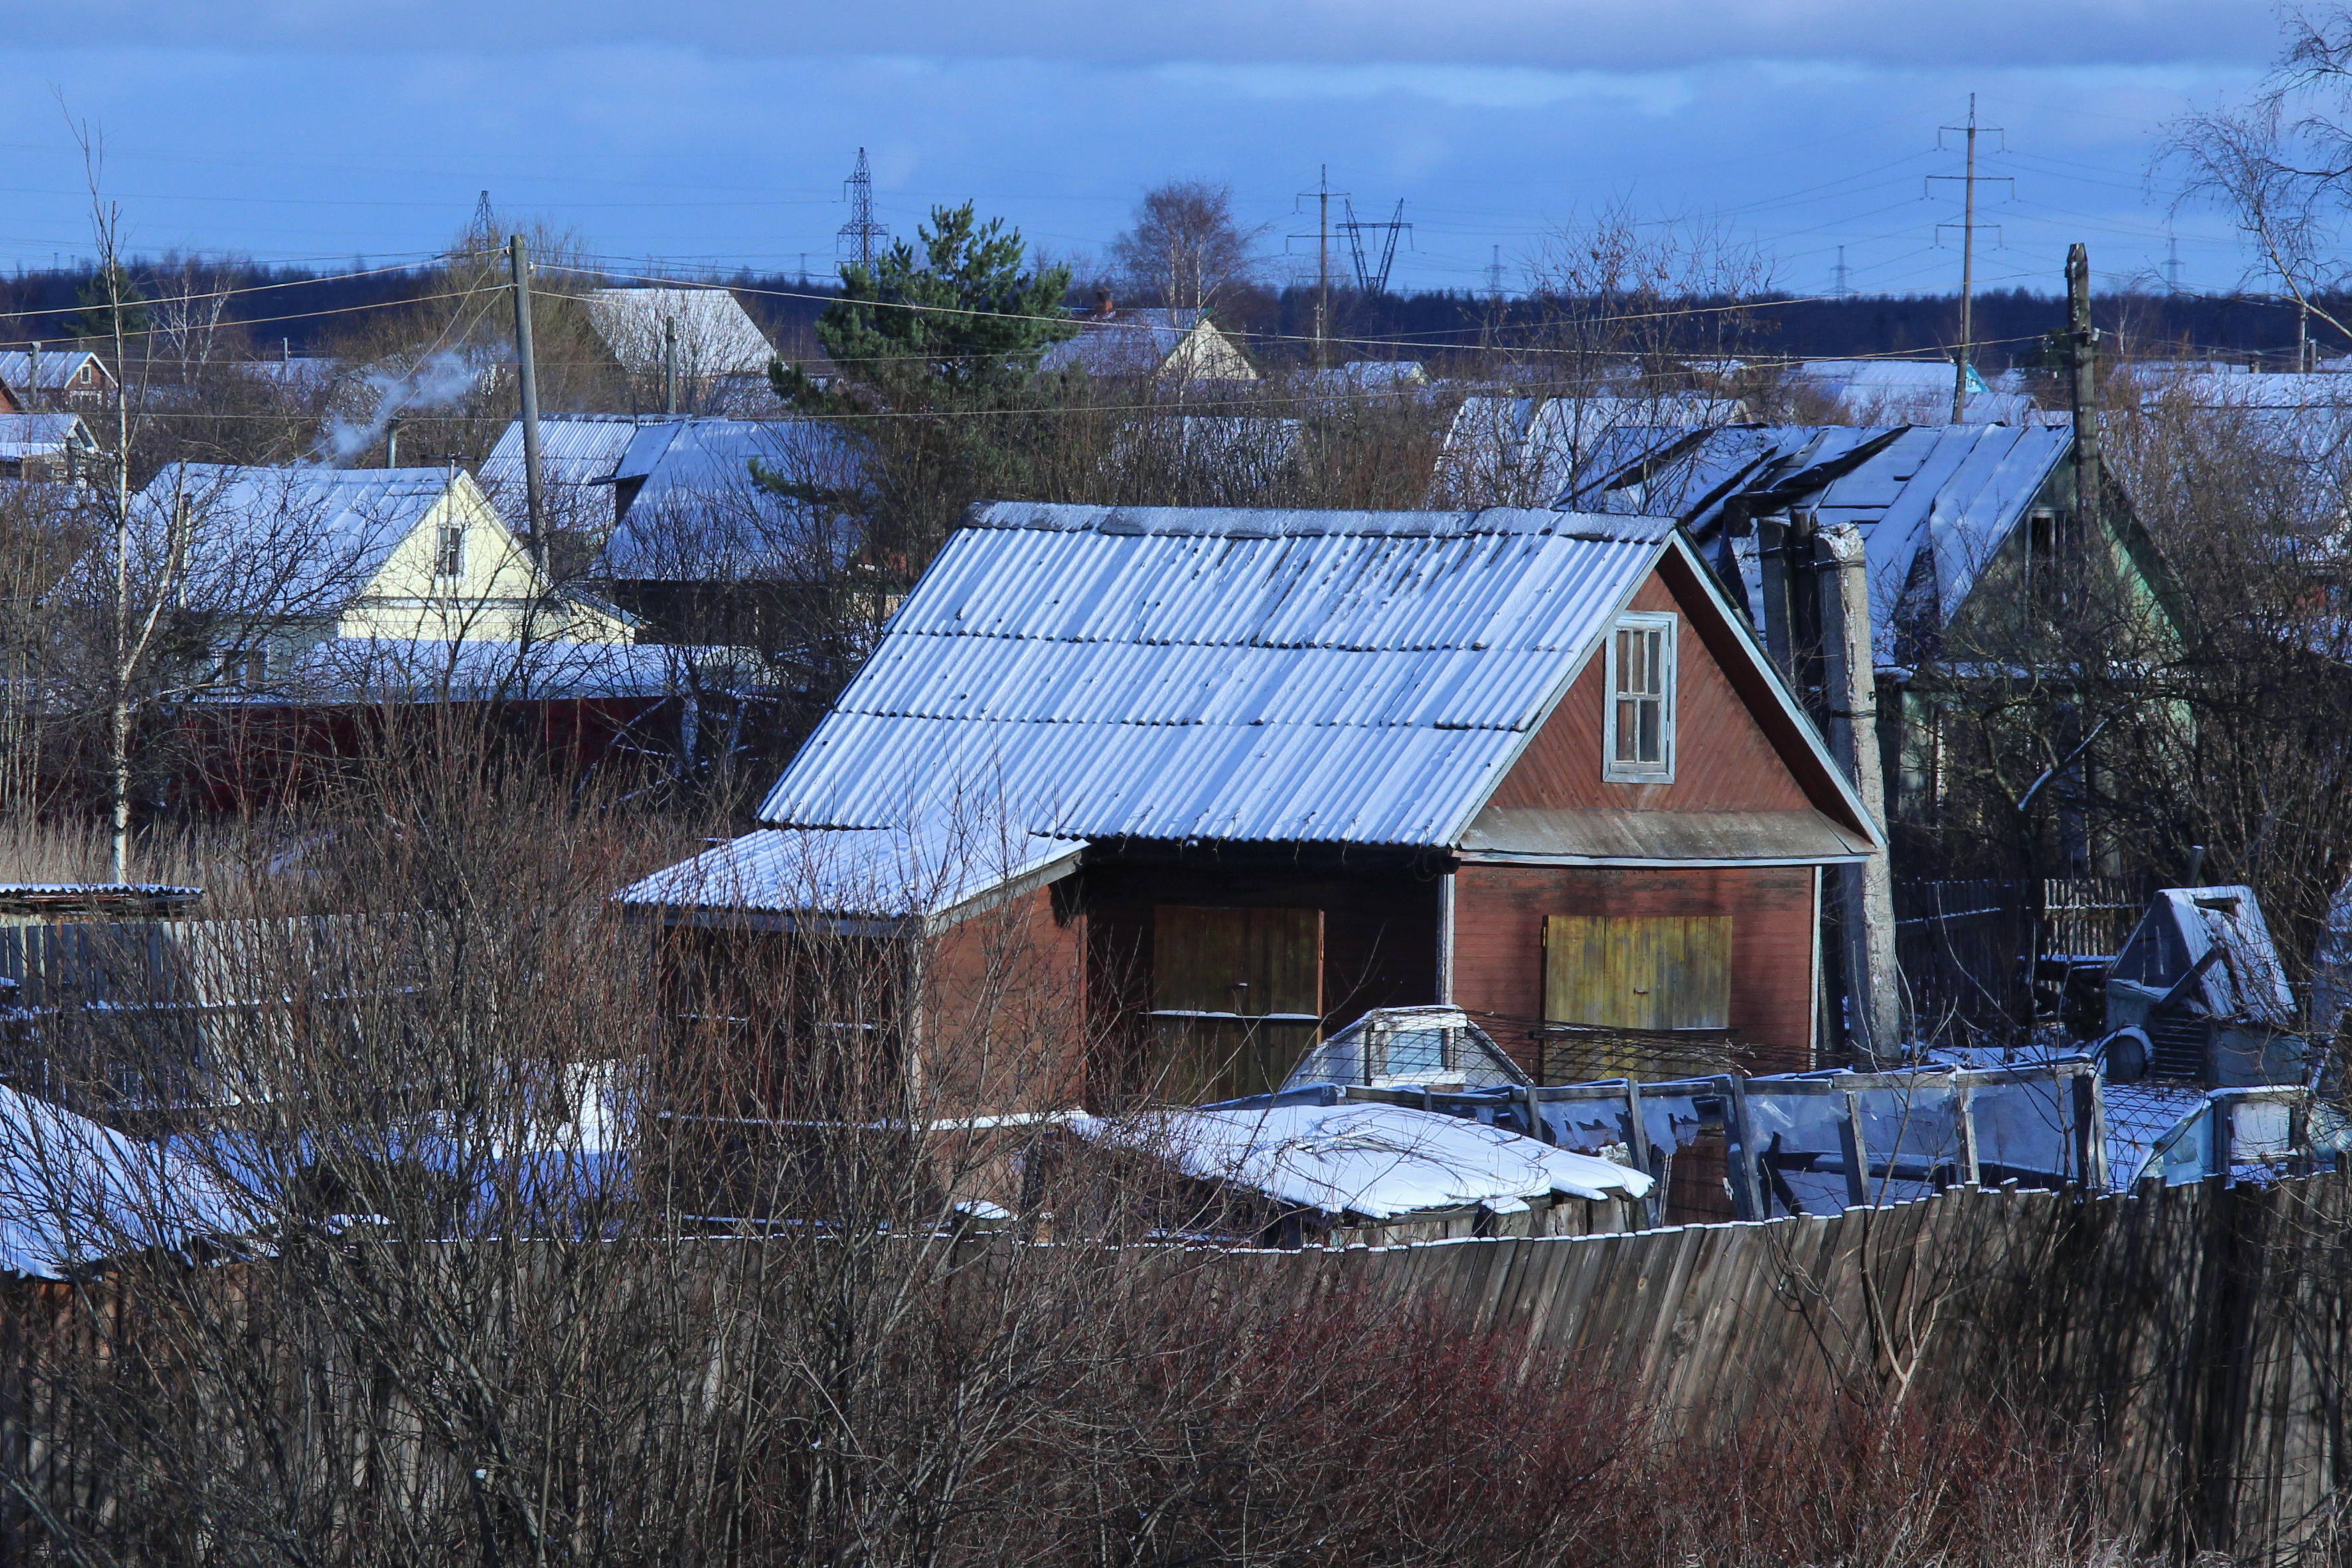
left=1820, top=524, right=1902, bottom=1061
left=1291, top=169, right=1344, bottom=368
left=508, top=233, right=546, bottom=560
left=2067, top=243, right=2100, bottom=528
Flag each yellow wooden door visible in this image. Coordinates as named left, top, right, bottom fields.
left=1149, top=905, right=1324, bottom=1101
left=1543, top=915, right=1731, bottom=1075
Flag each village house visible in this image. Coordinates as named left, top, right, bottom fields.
left=576, top=287, right=777, bottom=414
left=129, top=463, right=633, bottom=688
left=1042, top=297, right=1258, bottom=384
left=1559, top=422, right=2185, bottom=871
left=0, top=348, right=118, bottom=412
left=479, top=415, right=857, bottom=644
left=0, top=412, right=96, bottom=481
left=621, top=501, right=1882, bottom=1115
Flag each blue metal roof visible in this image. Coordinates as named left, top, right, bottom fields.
left=755, top=504, right=1678, bottom=848
left=1569, top=423, right=2073, bottom=665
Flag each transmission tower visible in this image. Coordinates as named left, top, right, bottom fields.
left=1487, top=246, right=1506, bottom=304
left=1833, top=245, right=1851, bottom=297
left=837, top=148, right=888, bottom=271
left=2165, top=234, right=2183, bottom=294
left=1338, top=198, right=1412, bottom=296
left=471, top=189, right=497, bottom=249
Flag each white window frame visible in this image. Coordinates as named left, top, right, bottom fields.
left=1603, top=611, right=1677, bottom=783
left=433, top=524, right=466, bottom=581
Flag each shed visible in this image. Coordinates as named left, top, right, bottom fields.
left=2106, top=886, right=2304, bottom=1087
left=623, top=502, right=1883, bottom=1112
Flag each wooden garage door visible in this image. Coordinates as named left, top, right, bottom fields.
left=1148, top=905, right=1323, bottom=1101
left=1543, top=915, right=1731, bottom=1077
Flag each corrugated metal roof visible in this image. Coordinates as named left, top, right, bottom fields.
left=615, top=823, right=1081, bottom=920
left=756, top=503, right=1676, bottom=847
left=1572, top=424, right=2073, bottom=664
left=594, top=419, right=859, bottom=580
left=131, top=462, right=471, bottom=609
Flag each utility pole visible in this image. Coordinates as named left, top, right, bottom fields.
left=663, top=315, right=680, bottom=415
left=1290, top=167, right=1347, bottom=368
left=2067, top=243, right=2100, bottom=530
left=838, top=148, right=887, bottom=272
left=508, top=233, right=546, bottom=561
left=1930, top=96, right=2009, bottom=422
left=1820, top=525, right=1902, bottom=1063
left=25, top=339, right=39, bottom=410
left=1953, top=97, right=1978, bottom=422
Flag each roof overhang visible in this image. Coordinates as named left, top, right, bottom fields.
left=1456, top=807, right=1873, bottom=866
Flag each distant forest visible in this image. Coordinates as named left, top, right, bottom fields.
left=1, top=259, right=2340, bottom=374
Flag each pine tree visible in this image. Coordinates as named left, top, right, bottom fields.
left=66, top=261, right=149, bottom=342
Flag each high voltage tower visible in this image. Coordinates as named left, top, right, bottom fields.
left=837, top=148, right=888, bottom=272
left=1928, top=94, right=2011, bottom=423
left=1833, top=245, right=1851, bottom=297
left=1338, top=198, right=1411, bottom=296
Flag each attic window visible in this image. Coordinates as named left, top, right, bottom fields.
left=2029, top=509, right=2059, bottom=562
left=1604, top=612, right=1676, bottom=783
left=433, top=524, right=465, bottom=580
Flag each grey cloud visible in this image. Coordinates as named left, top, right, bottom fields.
left=37, top=0, right=2278, bottom=70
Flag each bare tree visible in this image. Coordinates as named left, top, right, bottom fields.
left=1107, top=181, right=1267, bottom=313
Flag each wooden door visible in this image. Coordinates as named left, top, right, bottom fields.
left=1148, top=905, right=1323, bottom=1101
left=1543, top=915, right=1731, bottom=1077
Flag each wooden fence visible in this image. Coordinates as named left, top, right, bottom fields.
left=1210, top=1172, right=2352, bottom=1561
left=2, top=1174, right=2349, bottom=1560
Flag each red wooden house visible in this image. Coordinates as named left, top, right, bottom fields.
left=621, top=503, right=1881, bottom=1110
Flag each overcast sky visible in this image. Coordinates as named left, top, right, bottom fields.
left=0, top=1, right=2288, bottom=301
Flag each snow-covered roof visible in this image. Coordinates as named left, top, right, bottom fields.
left=1570, top=423, right=2075, bottom=665
left=755, top=504, right=1684, bottom=847
left=278, top=637, right=695, bottom=704
left=0, top=412, right=91, bottom=461
left=131, top=463, right=480, bottom=610
left=0, top=348, right=112, bottom=398
left=595, top=418, right=860, bottom=580
left=1790, top=359, right=2033, bottom=424
left=578, top=287, right=775, bottom=378
left=1041, top=308, right=1245, bottom=378
left=1439, top=393, right=1749, bottom=503
left=1068, top=1101, right=1652, bottom=1219
left=0, top=1085, right=246, bottom=1278
left=2115, top=886, right=2296, bottom=1026
left=615, top=821, right=1082, bottom=923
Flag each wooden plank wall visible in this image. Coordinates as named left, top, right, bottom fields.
left=5, top=1176, right=2351, bottom=1557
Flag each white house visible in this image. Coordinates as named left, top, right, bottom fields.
left=126, top=463, right=632, bottom=685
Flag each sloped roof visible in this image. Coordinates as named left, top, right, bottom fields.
left=617, top=820, right=1081, bottom=922
left=758, top=504, right=1686, bottom=847
left=1439, top=393, right=1747, bottom=503
left=578, top=287, right=775, bottom=378
left=1042, top=309, right=1222, bottom=377
left=133, top=463, right=474, bottom=609
left=1790, top=360, right=2034, bottom=424
left=0, top=348, right=112, bottom=398
left=0, top=412, right=90, bottom=461
left=1569, top=424, right=2074, bottom=664
left=594, top=418, right=860, bottom=580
